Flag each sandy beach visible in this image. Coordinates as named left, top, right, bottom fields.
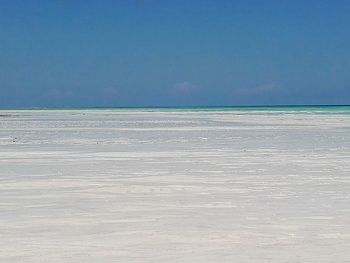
left=0, top=108, right=350, bottom=262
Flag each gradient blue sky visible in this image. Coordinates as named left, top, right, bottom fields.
left=1, top=0, right=350, bottom=107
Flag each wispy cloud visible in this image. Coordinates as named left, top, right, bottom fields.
left=172, top=81, right=199, bottom=97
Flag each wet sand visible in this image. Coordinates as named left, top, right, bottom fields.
left=0, top=109, right=350, bottom=262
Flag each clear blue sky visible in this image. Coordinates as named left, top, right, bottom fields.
left=1, top=0, right=349, bottom=107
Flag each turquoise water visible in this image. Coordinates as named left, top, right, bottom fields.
left=72, top=105, right=350, bottom=114
left=102, top=106, right=350, bottom=116
left=1, top=105, right=350, bottom=114
left=108, top=105, right=350, bottom=112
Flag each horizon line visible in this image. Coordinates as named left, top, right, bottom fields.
left=1, top=104, right=350, bottom=110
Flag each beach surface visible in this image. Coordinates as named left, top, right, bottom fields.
left=1, top=108, right=350, bottom=262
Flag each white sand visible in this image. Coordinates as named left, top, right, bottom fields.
left=0, top=109, right=350, bottom=262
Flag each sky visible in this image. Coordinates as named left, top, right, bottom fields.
left=0, top=0, right=350, bottom=107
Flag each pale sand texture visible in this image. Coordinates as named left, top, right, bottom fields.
left=0, top=109, right=350, bottom=262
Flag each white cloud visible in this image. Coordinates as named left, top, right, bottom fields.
left=172, top=81, right=199, bottom=97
